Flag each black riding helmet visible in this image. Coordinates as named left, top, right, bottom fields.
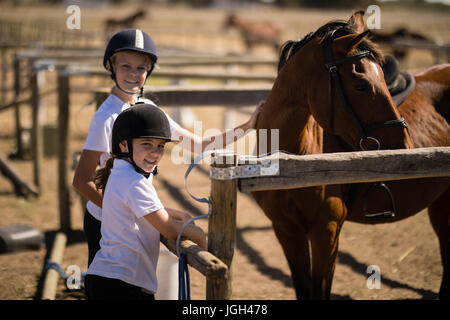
left=104, top=29, right=158, bottom=96
left=112, top=104, right=176, bottom=177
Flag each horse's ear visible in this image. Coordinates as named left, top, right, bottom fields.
left=335, top=30, right=370, bottom=53
left=348, top=10, right=365, bottom=33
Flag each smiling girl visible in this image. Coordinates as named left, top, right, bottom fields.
left=85, top=104, right=206, bottom=300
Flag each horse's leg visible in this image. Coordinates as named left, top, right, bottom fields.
left=252, top=190, right=313, bottom=299
left=272, top=220, right=312, bottom=299
left=308, top=187, right=347, bottom=299
left=428, top=188, right=450, bottom=300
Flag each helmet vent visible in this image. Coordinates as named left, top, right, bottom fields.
left=135, top=29, right=144, bottom=49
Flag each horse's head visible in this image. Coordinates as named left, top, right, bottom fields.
left=278, top=11, right=412, bottom=151
left=223, top=13, right=239, bottom=31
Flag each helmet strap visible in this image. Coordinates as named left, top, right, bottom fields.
left=138, top=87, right=144, bottom=100
left=125, top=138, right=152, bottom=179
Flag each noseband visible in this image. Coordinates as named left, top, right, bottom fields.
left=324, top=30, right=407, bottom=151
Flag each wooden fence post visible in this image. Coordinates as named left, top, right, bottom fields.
left=206, top=152, right=237, bottom=300
left=1, top=47, right=6, bottom=104
left=57, top=67, right=71, bottom=231
left=13, top=55, right=22, bottom=157
left=30, top=65, right=42, bottom=192
left=94, top=91, right=108, bottom=110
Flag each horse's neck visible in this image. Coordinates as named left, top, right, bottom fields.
left=257, top=83, right=314, bottom=155
left=257, top=48, right=328, bottom=155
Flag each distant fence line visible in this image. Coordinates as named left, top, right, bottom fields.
left=391, top=39, right=450, bottom=64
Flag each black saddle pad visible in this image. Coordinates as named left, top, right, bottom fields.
left=382, top=55, right=415, bottom=106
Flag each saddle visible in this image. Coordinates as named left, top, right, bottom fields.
left=382, top=55, right=415, bottom=106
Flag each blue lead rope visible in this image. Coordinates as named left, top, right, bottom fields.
left=178, top=253, right=190, bottom=300
left=176, top=149, right=230, bottom=300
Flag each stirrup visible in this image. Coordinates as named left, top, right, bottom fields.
left=363, top=182, right=395, bottom=221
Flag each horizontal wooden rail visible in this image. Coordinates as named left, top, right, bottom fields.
left=160, top=235, right=228, bottom=279
left=67, top=67, right=276, bottom=82
left=238, top=147, right=450, bottom=192
left=96, top=84, right=272, bottom=107
left=391, top=39, right=450, bottom=51
left=0, top=153, right=39, bottom=197
left=150, top=84, right=272, bottom=106
left=0, top=87, right=56, bottom=112
left=18, top=55, right=277, bottom=67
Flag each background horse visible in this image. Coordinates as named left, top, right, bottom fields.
left=370, top=27, right=438, bottom=61
left=223, top=13, right=282, bottom=52
left=104, top=9, right=147, bottom=39
left=252, top=11, right=450, bottom=299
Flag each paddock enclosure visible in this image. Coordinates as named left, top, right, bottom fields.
left=0, top=3, right=449, bottom=300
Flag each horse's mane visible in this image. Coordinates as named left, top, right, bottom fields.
left=278, top=20, right=384, bottom=72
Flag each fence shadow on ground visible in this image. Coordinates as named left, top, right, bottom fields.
left=337, top=251, right=438, bottom=300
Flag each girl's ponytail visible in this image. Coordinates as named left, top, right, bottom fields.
left=94, top=156, right=115, bottom=192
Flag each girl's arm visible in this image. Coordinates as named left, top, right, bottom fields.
left=144, top=208, right=207, bottom=250
left=165, top=207, right=194, bottom=223
left=72, top=149, right=103, bottom=208
left=175, top=101, right=264, bottom=154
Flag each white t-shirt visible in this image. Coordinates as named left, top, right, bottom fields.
left=87, top=159, right=163, bottom=293
left=83, top=94, right=180, bottom=221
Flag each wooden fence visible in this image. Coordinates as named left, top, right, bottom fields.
left=207, top=147, right=450, bottom=299
left=391, top=39, right=450, bottom=64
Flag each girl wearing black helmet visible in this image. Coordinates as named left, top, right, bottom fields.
left=72, top=28, right=263, bottom=268
left=85, top=104, right=206, bottom=300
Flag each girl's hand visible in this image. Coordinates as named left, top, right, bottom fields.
left=193, top=229, right=207, bottom=251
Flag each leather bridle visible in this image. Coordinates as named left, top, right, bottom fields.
left=323, top=30, right=407, bottom=151
left=323, top=30, right=408, bottom=221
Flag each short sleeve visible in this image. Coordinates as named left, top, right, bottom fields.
left=127, top=178, right=164, bottom=219
left=137, top=97, right=181, bottom=140
left=165, top=113, right=181, bottom=139
left=83, top=111, right=115, bottom=153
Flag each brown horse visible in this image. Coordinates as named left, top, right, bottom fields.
left=223, top=13, right=282, bottom=52
left=104, top=9, right=147, bottom=39
left=370, top=27, right=438, bottom=61
left=252, top=11, right=450, bottom=299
